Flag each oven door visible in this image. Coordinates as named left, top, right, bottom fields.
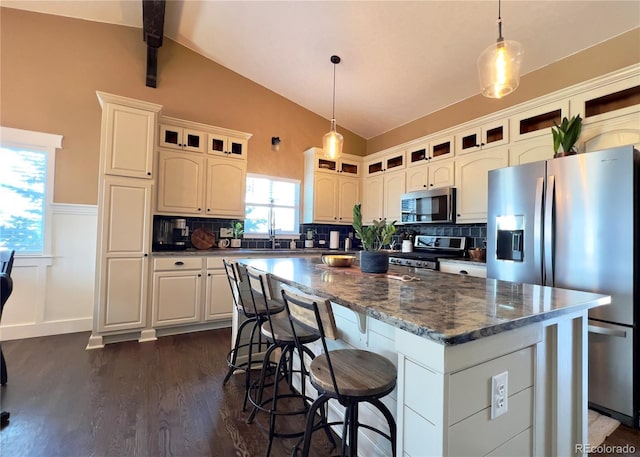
left=401, top=188, right=455, bottom=223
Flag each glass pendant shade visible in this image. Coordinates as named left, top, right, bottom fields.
left=478, top=39, right=523, bottom=99
left=323, top=118, right=344, bottom=160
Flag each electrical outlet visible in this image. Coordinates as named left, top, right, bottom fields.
left=491, top=371, right=508, bottom=419
left=220, top=228, right=232, bottom=238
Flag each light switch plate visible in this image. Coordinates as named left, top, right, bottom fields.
left=491, top=371, right=508, bottom=419
left=220, top=228, right=232, bottom=238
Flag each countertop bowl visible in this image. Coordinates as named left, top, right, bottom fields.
left=467, top=248, right=486, bottom=262
left=321, top=254, right=356, bottom=267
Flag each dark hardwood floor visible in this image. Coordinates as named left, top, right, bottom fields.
left=1, top=329, right=638, bottom=457
left=0, top=329, right=335, bottom=457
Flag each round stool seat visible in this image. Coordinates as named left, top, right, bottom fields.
left=309, top=349, right=396, bottom=397
left=260, top=315, right=318, bottom=345
left=251, top=299, right=284, bottom=317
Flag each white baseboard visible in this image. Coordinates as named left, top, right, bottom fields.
left=0, top=318, right=92, bottom=341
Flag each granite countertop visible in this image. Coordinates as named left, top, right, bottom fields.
left=236, top=256, right=610, bottom=346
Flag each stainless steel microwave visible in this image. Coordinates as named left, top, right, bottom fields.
left=400, top=187, right=456, bottom=224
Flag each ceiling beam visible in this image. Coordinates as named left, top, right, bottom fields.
left=142, top=0, right=165, bottom=88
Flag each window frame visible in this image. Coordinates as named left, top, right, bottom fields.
left=244, top=173, right=301, bottom=239
left=0, top=126, right=62, bottom=257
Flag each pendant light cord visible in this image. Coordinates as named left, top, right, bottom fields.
left=497, top=0, right=504, bottom=42
left=331, top=60, right=336, bottom=119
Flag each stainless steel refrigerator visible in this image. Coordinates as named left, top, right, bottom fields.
left=487, top=145, right=639, bottom=428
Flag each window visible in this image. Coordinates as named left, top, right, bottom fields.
left=0, top=127, right=62, bottom=255
left=244, top=174, right=300, bottom=237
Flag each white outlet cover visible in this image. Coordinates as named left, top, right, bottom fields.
left=220, top=227, right=232, bottom=238
left=491, top=371, right=508, bottom=420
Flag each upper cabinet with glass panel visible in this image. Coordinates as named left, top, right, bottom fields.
left=158, top=116, right=251, bottom=161
left=159, top=124, right=207, bottom=153
left=311, top=148, right=361, bottom=176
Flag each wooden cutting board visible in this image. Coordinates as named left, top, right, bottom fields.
left=191, top=228, right=216, bottom=250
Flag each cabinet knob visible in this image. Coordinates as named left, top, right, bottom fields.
left=198, top=208, right=202, bottom=211
left=423, top=184, right=427, bottom=188
left=144, top=253, right=148, bottom=257
left=147, top=172, right=151, bottom=176
left=198, top=273, right=202, bottom=277
left=175, top=261, right=184, bottom=266
left=459, top=270, right=469, bottom=275
left=208, top=273, right=212, bottom=276
left=457, top=214, right=461, bottom=217
left=430, top=184, right=434, bottom=187
left=207, top=208, right=211, bottom=212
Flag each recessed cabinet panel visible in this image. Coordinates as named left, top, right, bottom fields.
left=337, top=176, right=360, bottom=223
left=102, top=257, right=146, bottom=330
left=406, top=166, right=428, bottom=192
left=367, top=160, right=384, bottom=175
left=105, top=104, right=155, bottom=178
left=428, top=161, right=454, bottom=189
left=312, top=174, right=339, bottom=222
left=339, top=159, right=360, bottom=176
left=205, top=269, right=233, bottom=321
left=157, top=151, right=205, bottom=214
left=152, top=271, right=202, bottom=327
left=362, top=175, right=384, bottom=223
left=205, top=158, right=246, bottom=217
left=455, top=149, right=508, bottom=223
left=104, top=178, right=151, bottom=253
left=431, top=137, right=454, bottom=160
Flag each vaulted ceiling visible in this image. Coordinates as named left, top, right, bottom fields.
left=3, top=1, right=639, bottom=139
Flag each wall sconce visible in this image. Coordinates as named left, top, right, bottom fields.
left=271, top=136, right=281, bottom=151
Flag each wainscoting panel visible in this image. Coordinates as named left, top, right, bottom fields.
left=0, top=203, right=97, bottom=340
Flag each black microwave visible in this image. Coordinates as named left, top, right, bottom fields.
left=400, top=187, right=456, bottom=224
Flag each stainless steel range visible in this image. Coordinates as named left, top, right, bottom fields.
left=388, top=235, right=467, bottom=270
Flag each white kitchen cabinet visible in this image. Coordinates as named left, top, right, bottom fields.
left=439, top=260, right=487, bottom=278
left=303, top=148, right=362, bottom=224
left=365, top=149, right=406, bottom=176
left=406, top=160, right=454, bottom=192
left=204, top=257, right=234, bottom=321
left=159, top=124, right=207, bottom=153
left=313, top=154, right=361, bottom=176
left=204, top=157, right=247, bottom=217
left=508, top=136, right=554, bottom=166
left=208, top=132, right=248, bottom=160
left=580, top=111, right=640, bottom=153
left=156, top=151, right=246, bottom=218
left=152, top=257, right=203, bottom=327
left=156, top=150, right=206, bottom=214
left=457, top=120, right=509, bottom=154
left=570, top=71, right=640, bottom=124
left=97, top=91, right=160, bottom=179
left=455, top=148, right=508, bottom=223
left=406, top=135, right=455, bottom=168
left=383, top=170, right=406, bottom=223
left=511, top=100, right=570, bottom=142
left=96, top=176, right=152, bottom=333
left=362, top=174, right=384, bottom=224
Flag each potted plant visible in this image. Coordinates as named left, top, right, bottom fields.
left=353, top=203, right=397, bottom=273
left=230, top=221, right=243, bottom=248
left=552, top=114, right=583, bottom=158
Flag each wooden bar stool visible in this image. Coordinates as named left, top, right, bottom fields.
left=222, top=259, right=284, bottom=411
left=281, top=288, right=397, bottom=457
left=245, top=267, right=336, bottom=457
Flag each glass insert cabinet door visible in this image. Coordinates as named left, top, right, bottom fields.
left=159, top=125, right=207, bottom=153
left=208, top=133, right=247, bottom=159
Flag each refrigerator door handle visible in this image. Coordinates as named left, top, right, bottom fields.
left=533, top=177, right=544, bottom=284
left=588, top=324, right=628, bottom=338
left=544, top=175, right=555, bottom=286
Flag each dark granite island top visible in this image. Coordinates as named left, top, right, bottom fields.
left=237, top=256, right=610, bottom=345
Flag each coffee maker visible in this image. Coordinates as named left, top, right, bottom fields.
left=153, top=218, right=189, bottom=251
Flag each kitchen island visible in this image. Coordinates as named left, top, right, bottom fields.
left=237, top=256, right=610, bottom=457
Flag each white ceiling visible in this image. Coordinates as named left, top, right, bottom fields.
left=3, top=1, right=639, bottom=139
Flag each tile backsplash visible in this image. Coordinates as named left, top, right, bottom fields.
left=153, top=215, right=486, bottom=252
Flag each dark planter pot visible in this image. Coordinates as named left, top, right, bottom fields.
left=553, top=150, right=578, bottom=158
left=360, top=250, right=389, bottom=274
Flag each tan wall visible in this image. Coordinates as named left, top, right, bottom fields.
left=0, top=8, right=367, bottom=205
left=367, top=27, right=640, bottom=154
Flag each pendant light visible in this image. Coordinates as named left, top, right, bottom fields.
left=322, top=55, right=344, bottom=160
left=478, top=0, right=524, bottom=99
